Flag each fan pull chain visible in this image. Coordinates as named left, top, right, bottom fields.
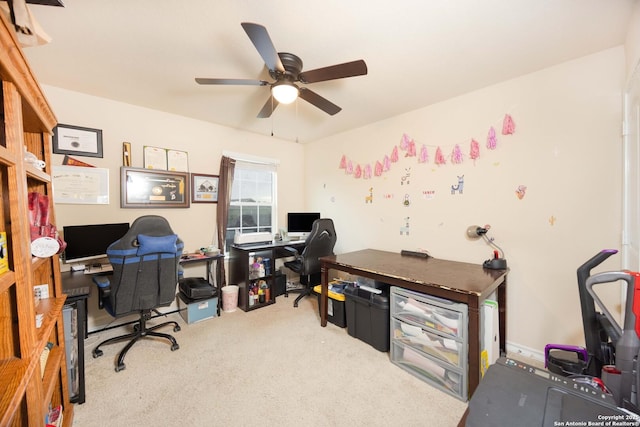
left=270, top=96, right=274, bottom=136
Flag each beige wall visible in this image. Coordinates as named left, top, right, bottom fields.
left=43, top=86, right=306, bottom=330
left=304, top=47, right=625, bottom=358
left=625, top=1, right=640, bottom=80
left=45, top=46, right=626, bottom=355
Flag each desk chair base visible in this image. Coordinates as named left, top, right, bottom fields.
left=284, top=272, right=320, bottom=308
left=92, top=310, right=180, bottom=372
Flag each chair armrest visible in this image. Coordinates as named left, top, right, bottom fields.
left=283, top=246, right=301, bottom=259
left=92, top=275, right=111, bottom=309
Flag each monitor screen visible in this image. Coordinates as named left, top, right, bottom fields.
left=287, top=212, right=321, bottom=233
left=62, top=222, right=130, bottom=264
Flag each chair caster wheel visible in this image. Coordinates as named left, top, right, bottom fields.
left=171, top=343, right=180, bottom=351
left=294, top=302, right=299, bottom=308
left=174, top=325, right=181, bottom=332
left=115, top=363, right=125, bottom=372
left=93, top=349, right=103, bottom=358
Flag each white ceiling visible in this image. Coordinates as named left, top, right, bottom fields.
left=23, top=0, right=636, bottom=143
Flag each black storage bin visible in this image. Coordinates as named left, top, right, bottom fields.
left=344, top=284, right=390, bottom=351
left=313, top=284, right=346, bottom=328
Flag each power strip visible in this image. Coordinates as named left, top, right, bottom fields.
left=400, top=250, right=430, bottom=258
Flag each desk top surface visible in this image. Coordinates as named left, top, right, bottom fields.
left=321, top=249, right=508, bottom=297
left=231, top=239, right=306, bottom=251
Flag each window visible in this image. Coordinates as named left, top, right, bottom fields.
left=225, top=159, right=277, bottom=251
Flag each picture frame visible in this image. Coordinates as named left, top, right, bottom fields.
left=121, top=167, right=190, bottom=208
left=191, top=173, right=219, bottom=203
left=53, top=124, right=103, bottom=158
left=52, top=166, right=109, bottom=204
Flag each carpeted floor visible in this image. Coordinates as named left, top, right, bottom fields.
left=73, top=294, right=468, bottom=426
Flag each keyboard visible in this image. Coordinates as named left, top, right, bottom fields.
left=63, top=286, right=90, bottom=297
left=83, top=264, right=113, bottom=275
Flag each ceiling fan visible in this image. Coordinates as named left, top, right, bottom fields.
left=195, top=22, right=368, bottom=118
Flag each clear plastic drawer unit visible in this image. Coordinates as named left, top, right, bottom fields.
left=390, top=287, right=469, bottom=401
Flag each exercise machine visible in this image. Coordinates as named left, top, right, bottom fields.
left=547, top=249, right=640, bottom=412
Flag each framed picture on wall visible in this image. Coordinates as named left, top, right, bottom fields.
left=121, top=167, right=190, bottom=208
left=53, top=124, right=103, bottom=158
left=191, top=173, right=219, bottom=203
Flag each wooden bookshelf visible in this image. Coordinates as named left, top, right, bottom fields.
left=0, top=11, right=73, bottom=427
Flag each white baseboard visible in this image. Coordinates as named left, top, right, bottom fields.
left=506, top=341, right=545, bottom=363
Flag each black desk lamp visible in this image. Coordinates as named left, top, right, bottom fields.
left=466, top=224, right=507, bottom=270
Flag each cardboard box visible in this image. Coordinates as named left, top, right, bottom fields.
left=0, top=232, right=8, bottom=274
left=177, top=292, right=217, bottom=324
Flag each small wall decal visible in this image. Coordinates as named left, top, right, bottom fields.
left=451, top=175, right=464, bottom=194
left=403, top=193, right=411, bottom=207
left=401, top=167, right=411, bottom=185
left=383, top=193, right=394, bottom=199
left=515, top=185, right=527, bottom=200
left=400, top=216, right=410, bottom=236
left=339, top=155, right=347, bottom=169
left=422, top=190, right=435, bottom=200
left=354, top=164, right=362, bottom=178
left=346, top=160, right=353, bottom=174
left=549, top=216, right=556, bottom=226
left=365, top=187, right=373, bottom=204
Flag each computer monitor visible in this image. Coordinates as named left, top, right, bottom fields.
left=62, top=222, right=130, bottom=265
left=287, top=212, right=321, bottom=235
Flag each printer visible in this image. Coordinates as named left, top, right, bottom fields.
left=233, top=231, right=272, bottom=246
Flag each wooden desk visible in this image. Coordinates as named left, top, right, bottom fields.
left=319, top=249, right=508, bottom=398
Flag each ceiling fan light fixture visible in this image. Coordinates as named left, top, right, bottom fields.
left=271, top=82, right=299, bottom=104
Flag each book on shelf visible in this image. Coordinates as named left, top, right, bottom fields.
left=35, top=312, right=44, bottom=328
left=33, top=283, right=49, bottom=312
left=0, top=231, right=8, bottom=275
left=45, top=404, right=63, bottom=427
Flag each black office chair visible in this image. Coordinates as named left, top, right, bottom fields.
left=283, top=218, right=337, bottom=308
left=91, top=215, right=184, bottom=372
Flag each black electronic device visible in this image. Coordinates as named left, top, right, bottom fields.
left=179, top=277, right=216, bottom=300
left=466, top=357, right=632, bottom=426
left=62, top=222, right=130, bottom=264
left=287, top=212, right=321, bottom=234
left=400, top=250, right=429, bottom=258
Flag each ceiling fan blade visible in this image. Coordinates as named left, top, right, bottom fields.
left=298, top=88, right=341, bottom=115
left=195, top=78, right=268, bottom=86
left=299, top=60, right=367, bottom=84
left=257, top=95, right=279, bottom=118
left=241, top=22, right=285, bottom=73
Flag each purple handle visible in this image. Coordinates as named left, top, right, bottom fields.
left=544, top=344, right=588, bottom=368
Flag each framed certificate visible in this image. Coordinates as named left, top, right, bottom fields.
left=53, top=124, right=103, bottom=158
